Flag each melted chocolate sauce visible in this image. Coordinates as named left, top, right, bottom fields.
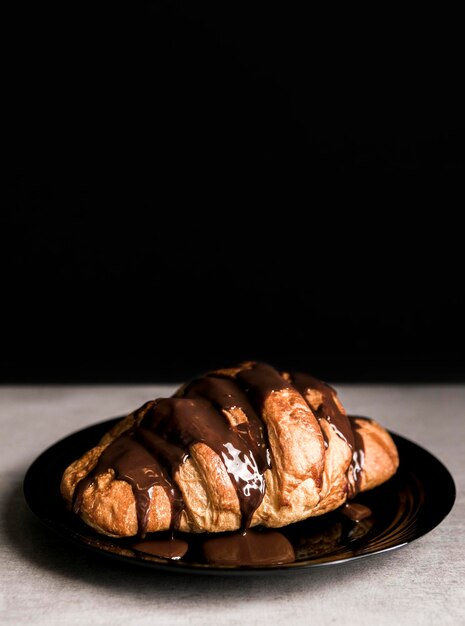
left=290, top=372, right=369, bottom=499
left=236, top=362, right=288, bottom=406
left=73, top=363, right=288, bottom=535
left=291, top=372, right=354, bottom=448
left=341, top=502, right=372, bottom=522
left=348, top=415, right=370, bottom=497
left=129, top=501, right=374, bottom=566
left=131, top=537, right=188, bottom=560
left=73, top=433, right=174, bottom=536
left=140, top=397, right=265, bottom=530
left=183, top=375, right=269, bottom=473
left=202, top=529, right=295, bottom=566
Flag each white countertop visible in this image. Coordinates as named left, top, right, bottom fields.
left=1, top=384, right=464, bottom=626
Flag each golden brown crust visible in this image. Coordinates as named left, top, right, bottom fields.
left=61, top=366, right=399, bottom=537
left=353, top=418, right=399, bottom=492
left=259, top=388, right=325, bottom=506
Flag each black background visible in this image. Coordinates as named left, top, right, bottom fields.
left=3, top=3, right=464, bottom=383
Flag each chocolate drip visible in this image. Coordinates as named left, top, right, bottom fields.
left=132, top=537, right=188, bottom=560
left=73, top=375, right=271, bottom=535
left=182, top=375, right=270, bottom=473
left=347, top=415, right=371, bottom=497
left=290, top=372, right=370, bottom=499
left=72, top=433, right=174, bottom=537
left=291, top=372, right=354, bottom=448
left=341, top=502, right=372, bottom=522
left=141, top=398, right=265, bottom=530
left=135, top=428, right=186, bottom=530
left=236, top=362, right=289, bottom=406
left=202, top=529, right=295, bottom=566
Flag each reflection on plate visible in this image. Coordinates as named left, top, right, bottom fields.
left=23, top=417, right=455, bottom=575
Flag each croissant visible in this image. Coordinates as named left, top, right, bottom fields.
left=61, top=362, right=399, bottom=537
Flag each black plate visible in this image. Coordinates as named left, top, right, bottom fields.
left=23, top=417, right=456, bottom=575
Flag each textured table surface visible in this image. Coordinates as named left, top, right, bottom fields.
left=0, top=384, right=463, bottom=626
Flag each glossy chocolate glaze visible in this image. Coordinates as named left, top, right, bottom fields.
left=73, top=363, right=290, bottom=536
left=347, top=415, right=371, bottom=497
left=341, top=502, right=372, bottom=522
left=72, top=433, right=174, bottom=535
left=291, top=372, right=369, bottom=498
left=202, top=529, right=295, bottom=566
left=72, top=363, right=371, bottom=543
left=140, top=396, right=265, bottom=530
left=182, top=374, right=270, bottom=473
left=128, top=503, right=375, bottom=565
left=291, top=372, right=354, bottom=448
left=131, top=537, right=188, bottom=560
left=236, top=362, right=289, bottom=406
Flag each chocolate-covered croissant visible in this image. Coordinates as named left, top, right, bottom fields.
left=61, top=362, right=399, bottom=537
